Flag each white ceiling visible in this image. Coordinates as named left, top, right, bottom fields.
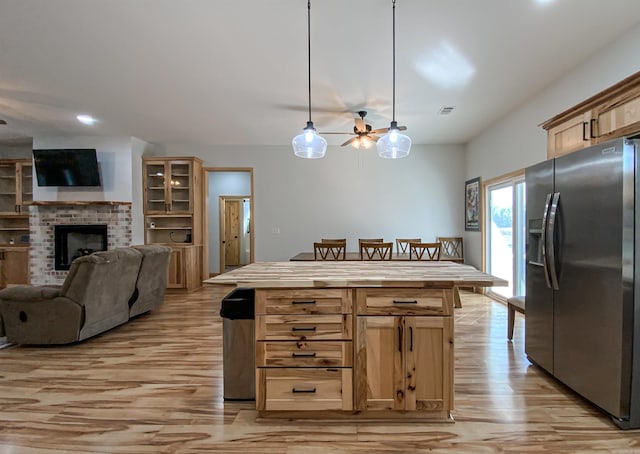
left=1, top=0, right=640, bottom=147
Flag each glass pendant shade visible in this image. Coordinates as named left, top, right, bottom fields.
left=292, top=121, right=327, bottom=159
left=377, top=121, right=411, bottom=159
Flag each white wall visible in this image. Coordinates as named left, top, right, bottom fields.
left=154, top=143, right=466, bottom=263
left=207, top=171, right=252, bottom=273
left=464, top=23, right=640, bottom=269
left=0, top=138, right=32, bottom=159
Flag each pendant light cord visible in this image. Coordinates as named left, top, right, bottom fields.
left=392, top=0, right=396, bottom=122
left=307, top=0, right=312, bottom=123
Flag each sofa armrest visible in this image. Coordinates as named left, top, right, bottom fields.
left=0, top=285, right=62, bottom=302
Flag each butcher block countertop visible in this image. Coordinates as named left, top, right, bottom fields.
left=204, top=261, right=507, bottom=288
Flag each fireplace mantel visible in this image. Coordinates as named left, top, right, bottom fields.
left=29, top=201, right=132, bottom=206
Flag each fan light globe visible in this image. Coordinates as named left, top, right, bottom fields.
left=292, top=122, right=327, bottom=159
left=377, top=122, right=411, bottom=159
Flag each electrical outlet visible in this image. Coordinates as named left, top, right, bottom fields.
left=272, top=227, right=280, bottom=234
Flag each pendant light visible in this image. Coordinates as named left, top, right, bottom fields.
left=377, top=0, right=411, bottom=159
left=292, top=0, right=327, bottom=159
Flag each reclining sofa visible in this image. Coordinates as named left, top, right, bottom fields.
left=0, top=244, right=171, bottom=345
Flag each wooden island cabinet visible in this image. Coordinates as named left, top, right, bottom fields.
left=206, top=261, right=506, bottom=421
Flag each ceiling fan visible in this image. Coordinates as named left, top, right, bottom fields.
left=321, top=110, right=407, bottom=148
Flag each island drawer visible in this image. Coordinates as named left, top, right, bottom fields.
left=256, top=314, right=352, bottom=341
left=255, top=289, right=352, bottom=315
left=356, top=288, right=453, bottom=316
left=256, top=341, right=352, bottom=367
left=257, top=368, right=353, bottom=411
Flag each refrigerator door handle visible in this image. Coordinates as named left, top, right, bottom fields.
left=540, top=193, right=553, bottom=289
left=547, top=192, right=561, bottom=290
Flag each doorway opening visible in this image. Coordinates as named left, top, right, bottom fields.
left=203, top=168, right=254, bottom=277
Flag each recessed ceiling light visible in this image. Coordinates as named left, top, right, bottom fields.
left=534, top=0, right=554, bottom=5
left=76, top=114, right=97, bottom=125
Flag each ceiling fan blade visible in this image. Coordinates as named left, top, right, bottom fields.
left=370, top=125, right=408, bottom=134
left=341, top=137, right=359, bottom=147
left=319, top=132, right=355, bottom=135
left=354, top=118, right=366, bottom=132
left=368, top=134, right=381, bottom=142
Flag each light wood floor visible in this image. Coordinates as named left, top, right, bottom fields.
left=1, top=287, right=639, bottom=453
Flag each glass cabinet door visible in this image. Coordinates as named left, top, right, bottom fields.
left=169, top=161, right=192, bottom=213
left=145, top=162, right=169, bottom=213
left=0, top=164, right=18, bottom=214
left=18, top=162, right=32, bottom=211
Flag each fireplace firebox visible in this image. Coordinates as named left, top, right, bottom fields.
left=54, top=224, right=108, bottom=270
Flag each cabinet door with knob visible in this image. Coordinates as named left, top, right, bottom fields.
left=0, top=160, right=32, bottom=215
left=0, top=247, right=30, bottom=288
left=355, top=315, right=452, bottom=412
left=354, top=288, right=454, bottom=416
left=143, top=159, right=195, bottom=215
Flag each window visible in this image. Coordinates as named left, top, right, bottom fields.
left=484, top=172, right=526, bottom=300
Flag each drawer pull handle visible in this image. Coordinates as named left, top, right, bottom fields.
left=292, top=326, right=316, bottom=332
left=292, top=352, right=317, bottom=358
left=292, top=300, right=316, bottom=305
left=292, top=387, right=317, bottom=393
left=393, top=300, right=418, bottom=304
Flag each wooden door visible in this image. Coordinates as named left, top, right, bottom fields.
left=404, top=316, right=453, bottom=412
left=356, top=316, right=404, bottom=411
left=166, top=248, right=184, bottom=288
left=0, top=248, right=29, bottom=288
left=224, top=199, right=241, bottom=267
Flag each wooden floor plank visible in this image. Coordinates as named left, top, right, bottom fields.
left=1, top=287, right=638, bottom=453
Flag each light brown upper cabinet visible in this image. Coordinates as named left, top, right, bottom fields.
left=542, top=71, right=640, bottom=159
left=143, top=158, right=200, bottom=215
left=0, top=159, right=32, bottom=215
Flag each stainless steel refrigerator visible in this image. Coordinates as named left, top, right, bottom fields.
left=525, top=136, right=640, bottom=429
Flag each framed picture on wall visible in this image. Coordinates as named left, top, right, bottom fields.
left=465, top=177, right=481, bottom=231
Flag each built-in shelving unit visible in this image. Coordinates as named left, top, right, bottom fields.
left=142, top=157, right=203, bottom=290
left=0, top=159, right=32, bottom=287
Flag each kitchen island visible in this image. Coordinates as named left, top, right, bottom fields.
left=205, top=261, right=506, bottom=421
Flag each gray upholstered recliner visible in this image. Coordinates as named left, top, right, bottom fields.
left=0, top=247, right=144, bottom=345
left=129, top=244, right=171, bottom=318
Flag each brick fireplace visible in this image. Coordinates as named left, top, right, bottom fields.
left=29, top=202, right=132, bottom=285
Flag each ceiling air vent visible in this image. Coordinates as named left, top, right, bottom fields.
left=439, top=106, right=455, bottom=115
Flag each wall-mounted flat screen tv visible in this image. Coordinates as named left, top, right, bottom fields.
left=33, top=148, right=101, bottom=187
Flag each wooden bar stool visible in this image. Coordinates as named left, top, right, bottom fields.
left=507, top=295, right=526, bottom=340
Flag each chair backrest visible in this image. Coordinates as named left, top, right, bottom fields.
left=61, top=247, right=143, bottom=340
left=396, top=238, right=421, bottom=254
left=129, top=244, right=172, bottom=317
left=360, top=241, right=393, bottom=260
left=322, top=238, right=346, bottom=244
left=437, top=237, right=464, bottom=261
left=409, top=242, right=441, bottom=261
left=358, top=238, right=384, bottom=259
left=314, top=241, right=346, bottom=260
